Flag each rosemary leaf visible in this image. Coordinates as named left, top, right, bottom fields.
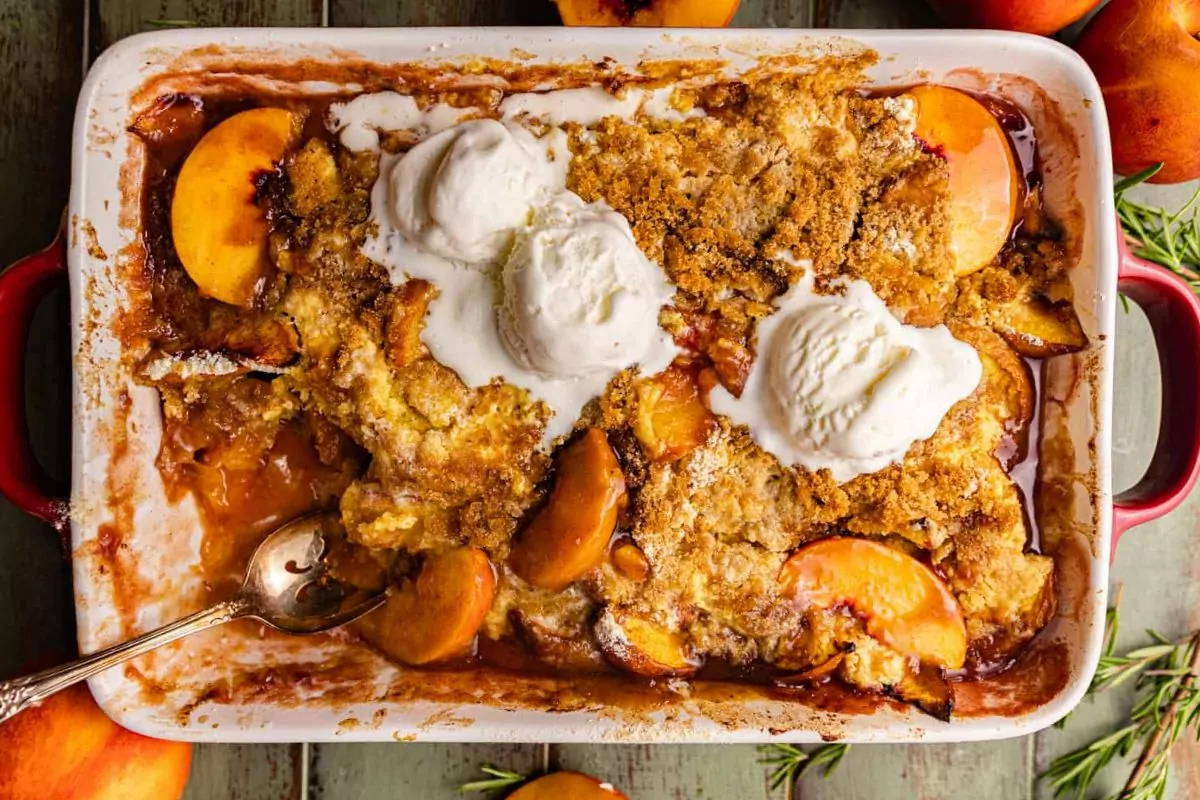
left=1042, top=625, right=1200, bottom=800
left=458, top=765, right=527, bottom=794
left=1115, top=163, right=1200, bottom=295
left=757, top=743, right=850, bottom=792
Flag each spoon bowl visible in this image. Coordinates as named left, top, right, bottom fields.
left=241, top=513, right=386, bottom=634
left=0, top=512, right=387, bottom=725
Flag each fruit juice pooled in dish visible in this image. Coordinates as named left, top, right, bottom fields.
left=132, top=57, right=1090, bottom=723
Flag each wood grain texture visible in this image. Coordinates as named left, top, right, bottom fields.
left=0, top=0, right=80, bottom=679
left=815, top=0, right=937, bottom=27
left=732, top=0, right=814, bottom=27
left=797, top=742, right=1032, bottom=800
left=310, top=743, right=546, bottom=798
left=183, top=743, right=306, bottom=800
left=90, top=0, right=324, bottom=56
left=329, top=0, right=559, bottom=26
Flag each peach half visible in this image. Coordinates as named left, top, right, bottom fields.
left=360, top=547, right=495, bottom=665
left=171, top=107, right=298, bottom=307
left=0, top=683, right=192, bottom=800
left=510, top=428, right=627, bottom=591
left=595, top=607, right=702, bottom=678
left=509, top=772, right=629, bottom=800
left=556, top=0, right=739, bottom=27
left=909, top=85, right=1021, bottom=276
left=780, top=537, right=968, bottom=670
left=633, top=360, right=717, bottom=463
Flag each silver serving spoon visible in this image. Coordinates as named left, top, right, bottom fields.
left=0, top=512, right=385, bottom=726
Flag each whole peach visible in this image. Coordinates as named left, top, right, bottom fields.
left=927, top=0, right=1101, bottom=35
left=555, top=0, right=740, bottom=26
left=1076, top=0, right=1200, bottom=183
left=0, top=683, right=192, bottom=800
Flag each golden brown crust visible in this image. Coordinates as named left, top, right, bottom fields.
left=131, top=64, right=1084, bottom=712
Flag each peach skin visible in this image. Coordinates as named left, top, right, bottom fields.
left=359, top=547, right=495, bottom=665
left=509, top=772, right=629, bottom=800
left=510, top=428, right=627, bottom=591
left=909, top=84, right=1021, bottom=276
left=1077, top=0, right=1200, bottom=183
left=780, top=536, right=968, bottom=670
left=0, top=683, right=192, bottom=800
left=927, top=0, right=1101, bottom=35
left=556, top=0, right=739, bottom=26
left=171, top=107, right=299, bottom=306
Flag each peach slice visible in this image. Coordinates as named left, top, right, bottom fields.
left=672, top=309, right=754, bottom=397
left=990, top=290, right=1088, bottom=357
left=359, top=547, right=495, bottom=665
left=909, top=85, right=1021, bottom=277
left=511, top=611, right=609, bottom=672
left=780, top=537, right=968, bottom=670
left=893, top=664, right=955, bottom=723
left=556, top=0, right=739, bottom=27
left=595, top=607, right=702, bottom=678
left=510, top=428, right=627, bottom=591
left=634, top=361, right=717, bottom=463
left=951, top=323, right=1035, bottom=466
left=610, top=539, right=651, bottom=582
left=509, top=772, right=629, bottom=800
left=774, top=651, right=847, bottom=688
left=171, top=107, right=299, bottom=307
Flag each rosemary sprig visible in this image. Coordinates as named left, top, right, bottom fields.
left=458, top=765, right=527, bottom=794
left=1041, top=607, right=1200, bottom=800
left=1115, top=163, right=1200, bottom=295
left=758, top=743, right=850, bottom=794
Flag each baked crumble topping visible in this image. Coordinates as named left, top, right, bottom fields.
left=127, top=60, right=1086, bottom=721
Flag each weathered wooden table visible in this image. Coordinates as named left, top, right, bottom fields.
left=2, top=1, right=1197, bottom=797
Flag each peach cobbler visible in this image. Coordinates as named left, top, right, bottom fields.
left=127, top=57, right=1086, bottom=722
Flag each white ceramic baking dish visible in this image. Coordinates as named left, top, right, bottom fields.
left=3, top=27, right=1199, bottom=744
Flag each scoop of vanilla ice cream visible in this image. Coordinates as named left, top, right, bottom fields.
left=711, top=274, right=981, bottom=483
left=499, top=193, right=674, bottom=378
left=387, top=119, right=555, bottom=264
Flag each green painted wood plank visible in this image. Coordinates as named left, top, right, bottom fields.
left=92, top=0, right=325, bottom=55
left=550, top=744, right=785, bottom=800
left=732, top=0, right=814, bottom=27
left=311, top=743, right=546, bottom=799
left=815, top=0, right=937, bottom=28
left=0, top=0, right=82, bottom=682
left=796, top=742, right=1032, bottom=800
left=183, top=743, right=306, bottom=800
left=328, top=0, right=558, bottom=26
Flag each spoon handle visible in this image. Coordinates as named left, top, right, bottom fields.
left=0, top=597, right=250, bottom=726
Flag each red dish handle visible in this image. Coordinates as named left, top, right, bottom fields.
left=1111, top=233, right=1200, bottom=559
left=0, top=229, right=69, bottom=546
